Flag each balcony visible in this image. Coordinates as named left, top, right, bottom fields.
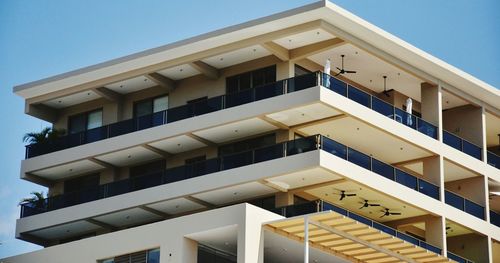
left=490, top=210, right=500, bottom=228
left=20, top=135, right=441, bottom=219
left=444, top=190, right=485, bottom=220
left=443, top=131, right=482, bottom=160
left=487, top=151, right=500, bottom=168
left=447, top=252, right=474, bottom=263
left=269, top=200, right=444, bottom=255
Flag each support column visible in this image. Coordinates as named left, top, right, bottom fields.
left=425, top=216, right=447, bottom=256
left=237, top=206, right=270, bottom=263
left=275, top=192, right=294, bottom=207
left=481, top=106, right=488, bottom=163
left=423, top=155, right=445, bottom=202
left=304, top=216, right=309, bottom=263
left=276, top=61, right=294, bottom=79
left=180, top=238, right=197, bottom=263
left=421, top=82, right=442, bottom=141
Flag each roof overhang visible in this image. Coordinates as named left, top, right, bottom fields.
left=13, top=0, right=499, bottom=110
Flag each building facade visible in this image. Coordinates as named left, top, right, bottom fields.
left=3, top=1, right=500, bottom=262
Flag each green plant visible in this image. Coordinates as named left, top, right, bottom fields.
left=19, top=191, right=46, bottom=208
left=23, top=127, right=65, bottom=145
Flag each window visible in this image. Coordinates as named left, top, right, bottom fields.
left=100, top=248, right=160, bottom=263
left=185, top=155, right=206, bottom=165
left=129, top=160, right=166, bottom=178
left=68, top=109, right=103, bottom=134
left=218, top=133, right=276, bottom=156
left=226, top=66, right=276, bottom=94
left=134, top=95, right=168, bottom=118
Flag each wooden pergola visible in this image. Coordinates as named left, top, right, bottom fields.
left=264, top=211, right=455, bottom=263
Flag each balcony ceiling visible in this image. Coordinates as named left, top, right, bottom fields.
left=43, top=90, right=100, bottom=109
left=147, top=197, right=205, bottom=215
left=202, top=45, right=271, bottom=69
left=442, top=89, right=470, bottom=110
left=266, top=103, right=342, bottom=127
left=95, top=146, right=163, bottom=167
left=149, top=134, right=207, bottom=154
left=156, top=64, right=199, bottom=80
left=29, top=220, right=101, bottom=240
left=266, top=167, right=343, bottom=191
left=32, top=159, right=105, bottom=180
left=309, top=43, right=424, bottom=102
left=273, top=28, right=334, bottom=49
left=192, top=182, right=277, bottom=206
left=193, top=117, right=278, bottom=144
left=186, top=225, right=238, bottom=256
left=298, top=116, right=432, bottom=164
left=305, top=180, right=427, bottom=223
left=413, top=221, right=472, bottom=237
left=105, top=75, right=157, bottom=94
left=93, top=207, right=163, bottom=228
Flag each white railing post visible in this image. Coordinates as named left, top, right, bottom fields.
left=304, top=216, right=309, bottom=263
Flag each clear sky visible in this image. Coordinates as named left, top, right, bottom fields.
left=0, top=0, right=498, bottom=258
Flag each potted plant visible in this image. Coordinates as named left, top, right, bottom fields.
left=23, top=127, right=65, bottom=145
left=19, top=191, right=47, bottom=211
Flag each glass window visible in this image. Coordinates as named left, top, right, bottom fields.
left=225, top=65, right=276, bottom=94
left=68, top=109, right=102, bottom=134
left=218, top=133, right=276, bottom=156
left=153, top=96, right=168, bottom=113
left=69, top=113, right=86, bottom=134
left=147, top=248, right=160, bottom=263
left=87, top=110, right=103, bottom=130
left=64, top=174, right=99, bottom=193
left=134, top=95, right=168, bottom=118
left=294, top=64, right=311, bottom=76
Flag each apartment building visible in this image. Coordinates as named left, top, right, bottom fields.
left=2, top=1, right=500, bottom=262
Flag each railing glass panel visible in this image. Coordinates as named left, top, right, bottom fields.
left=490, top=210, right=500, bottom=227
left=488, top=151, right=500, bottom=168
left=443, top=131, right=482, bottom=160
left=445, top=190, right=485, bottom=219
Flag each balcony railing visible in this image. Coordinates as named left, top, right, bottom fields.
left=24, top=72, right=319, bottom=159
left=490, top=210, right=500, bottom=228
left=270, top=200, right=444, bottom=256
left=20, top=134, right=442, bottom=218
left=487, top=151, right=500, bottom=168
left=447, top=251, right=474, bottom=263
left=320, top=136, right=440, bottom=201
left=321, top=73, right=438, bottom=139
left=445, top=190, right=485, bottom=220
left=443, top=131, right=482, bottom=160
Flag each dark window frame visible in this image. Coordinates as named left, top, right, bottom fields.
left=68, top=108, right=103, bottom=134
left=133, top=94, right=169, bottom=118
left=225, top=65, right=276, bottom=94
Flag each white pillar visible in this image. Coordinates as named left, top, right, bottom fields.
left=304, top=216, right=309, bottom=263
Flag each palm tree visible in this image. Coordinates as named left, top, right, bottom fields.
left=19, top=191, right=46, bottom=209
left=23, top=127, right=65, bottom=145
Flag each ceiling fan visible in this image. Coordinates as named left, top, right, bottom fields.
left=380, top=208, right=401, bottom=218
left=359, top=200, right=381, bottom=209
left=335, top=55, right=357, bottom=76
left=333, top=189, right=357, bottom=201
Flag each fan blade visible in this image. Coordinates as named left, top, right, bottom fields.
left=359, top=205, right=366, bottom=209
left=379, top=214, right=386, bottom=218
left=336, top=67, right=342, bottom=71
left=344, top=70, right=357, bottom=74
left=339, top=195, right=345, bottom=201
left=390, top=212, right=401, bottom=215
left=346, top=194, right=356, bottom=196
left=334, top=72, right=342, bottom=77
left=369, top=204, right=381, bottom=206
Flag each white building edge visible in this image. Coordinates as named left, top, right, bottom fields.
left=3, top=1, right=500, bottom=262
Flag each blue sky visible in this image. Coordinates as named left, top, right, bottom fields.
left=0, top=0, right=498, bottom=258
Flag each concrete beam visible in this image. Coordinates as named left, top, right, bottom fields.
left=92, top=87, right=123, bottom=102
left=261, top=42, right=290, bottom=61
left=26, top=103, right=58, bottom=123
left=290, top=37, right=346, bottom=61
left=141, top=144, right=171, bottom=158
left=189, top=61, right=219, bottom=80
left=146, top=73, right=176, bottom=92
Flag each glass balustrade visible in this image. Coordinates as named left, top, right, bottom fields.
left=447, top=252, right=474, bottom=263
left=443, top=131, right=482, bottom=160
left=490, top=210, right=500, bottom=228
left=445, top=190, right=485, bottom=219
left=487, top=151, right=500, bottom=168
left=321, top=73, right=438, bottom=139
